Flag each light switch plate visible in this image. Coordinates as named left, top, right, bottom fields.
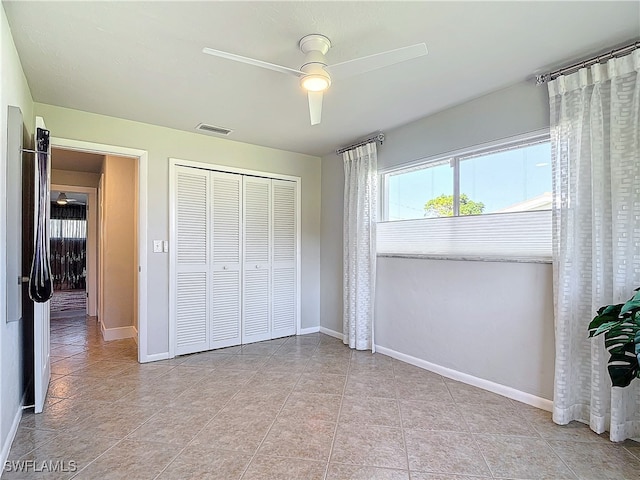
left=163, top=241, right=169, bottom=253
left=153, top=240, right=162, bottom=253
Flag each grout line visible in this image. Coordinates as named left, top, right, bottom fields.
left=443, top=380, right=497, bottom=479
left=322, top=346, right=351, bottom=480
left=392, top=359, right=413, bottom=479
left=237, top=337, right=317, bottom=480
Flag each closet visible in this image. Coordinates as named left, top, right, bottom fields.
left=171, top=163, right=298, bottom=356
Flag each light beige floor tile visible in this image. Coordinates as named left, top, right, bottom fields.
left=190, top=411, right=273, bottom=454
left=394, top=378, right=453, bottom=403
left=12, top=314, right=640, bottom=480
left=350, top=351, right=393, bottom=369
left=404, top=430, right=490, bottom=476
left=549, top=440, right=640, bottom=479
left=243, top=371, right=301, bottom=392
left=477, top=435, right=577, bottom=479
left=221, top=354, right=269, bottom=370
left=10, top=431, right=119, bottom=480
left=304, top=356, right=350, bottom=375
left=331, top=424, right=407, bottom=469
left=326, top=464, right=409, bottom=480
left=126, top=406, right=214, bottom=445
left=72, top=439, right=179, bottom=480
left=409, top=474, right=491, bottom=480
left=344, top=375, right=396, bottom=399
left=461, top=403, right=540, bottom=437
left=5, top=428, right=61, bottom=460
left=156, top=445, right=251, bottom=480
left=399, top=400, right=468, bottom=432
left=313, top=345, right=352, bottom=359
left=515, top=404, right=611, bottom=443
left=19, top=399, right=108, bottom=432
left=444, top=380, right=514, bottom=407
left=240, top=342, right=283, bottom=356
left=295, top=373, right=347, bottom=395
left=340, top=396, right=401, bottom=427
left=274, top=343, right=318, bottom=357
left=258, top=417, right=335, bottom=461
left=278, top=392, right=342, bottom=422
left=180, top=352, right=236, bottom=367
left=227, top=389, right=289, bottom=413
left=625, top=445, right=640, bottom=460
left=169, top=384, right=238, bottom=412
left=391, top=361, right=442, bottom=381
left=242, top=456, right=326, bottom=480
left=285, top=334, right=320, bottom=343
left=66, top=403, right=158, bottom=439
left=262, top=355, right=310, bottom=372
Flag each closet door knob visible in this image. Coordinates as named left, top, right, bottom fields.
left=223, top=266, right=228, bottom=270
left=255, top=265, right=260, bottom=269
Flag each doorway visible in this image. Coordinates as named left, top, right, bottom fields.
left=46, top=138, right=151, bottom=362
left=49, top=190, right=89, bottom=318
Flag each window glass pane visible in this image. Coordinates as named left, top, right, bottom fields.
left=387, top=161, right=453, bottom=220
left=50, top=219, right=87, bottom=239
left=459, top=141, right=551, bottom=215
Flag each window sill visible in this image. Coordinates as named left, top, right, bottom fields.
left=377, top=253, right=552, bottom=264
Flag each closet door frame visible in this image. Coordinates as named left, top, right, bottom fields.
left=168, top=158, right=301, bottom=359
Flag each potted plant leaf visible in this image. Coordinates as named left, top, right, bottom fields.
left=588, top=288, right=640, bottom=387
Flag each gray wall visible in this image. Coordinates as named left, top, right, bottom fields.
left=321, top=81, right=556, bottom=400
left=0, top=4, right=34, bottom=462
left=35, top=102, right=322, bottom=357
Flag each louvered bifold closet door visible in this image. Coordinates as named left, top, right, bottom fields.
left=210, top=172, right=242, bottom=349
left=271, top=180, right=297, bottom=338
left=174, top=167, right=210, bottom=355
left=242, top=177, right=272, bottom=344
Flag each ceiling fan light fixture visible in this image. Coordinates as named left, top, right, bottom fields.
left=301, top=73, right=331, bottom=92
left=56, top=192, right=68, bottom=205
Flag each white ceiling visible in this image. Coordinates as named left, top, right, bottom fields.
left=4, top=1, right=639, bottom=157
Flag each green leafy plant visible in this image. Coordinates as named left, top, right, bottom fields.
left=424, top=193, right=485, bottom=217
left=588, top=288, right=640, bottom=387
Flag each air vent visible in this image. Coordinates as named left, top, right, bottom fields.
left=195, top=123, right=233, bottom=136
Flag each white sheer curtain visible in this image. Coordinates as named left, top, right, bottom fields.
left=550, top=49, right=640, bottom=442
left=343, top=142, right=378, bottom=351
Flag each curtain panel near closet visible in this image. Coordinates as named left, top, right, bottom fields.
left=549, top=49, right=640, bottom=442
left=343, top=142, right=378, bottom=351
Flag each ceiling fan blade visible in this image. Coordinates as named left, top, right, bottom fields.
left=326, top=43, right=428, bottom=80
left=308, top=91, right=323, bottom=126
left=203, top=47, right=304, bottom=77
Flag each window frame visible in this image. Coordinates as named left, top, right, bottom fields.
left=380, top=129, right=551, bottom=222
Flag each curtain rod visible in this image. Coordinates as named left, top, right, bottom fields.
left=536, top=40, right=640, bottom=85
left=336, top=133, right=385, bottom=156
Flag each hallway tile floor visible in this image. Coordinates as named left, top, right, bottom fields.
left=4, top=311, right=640, bottom=479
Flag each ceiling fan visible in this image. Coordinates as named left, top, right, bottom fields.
left=203, top=34, right=428, bottom=125
left=55, top=192, right=84, bottom=206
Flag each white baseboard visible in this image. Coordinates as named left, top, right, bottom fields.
left=133, top=326, right=139, bottom=345
left=1, top=395, right=25, bottom=472
left=375, top=344, right=553, bottom=412
left=319, top=327, right=344, bottom=341
left=140, top=352, right=170, bottom=363
left=299, top=326, right=320, bottom=335
left=101, top=323, right=137, bottom=341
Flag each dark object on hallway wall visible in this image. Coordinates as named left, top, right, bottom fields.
left=28, top=127, right=53, bottom=303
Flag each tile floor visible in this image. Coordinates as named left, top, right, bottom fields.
left=5, top=311, right=640, bottom=479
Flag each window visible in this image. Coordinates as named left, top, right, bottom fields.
left=378, top=132, right=552, bottom=261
